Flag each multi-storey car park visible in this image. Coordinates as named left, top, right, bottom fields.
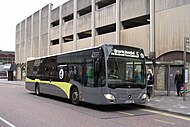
left=16, top=0, right=190, bottom=94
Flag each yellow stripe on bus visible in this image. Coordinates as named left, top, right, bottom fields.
left=25, top=77, right=72, bottom=99
left=50, top=81, right=72, bottom=99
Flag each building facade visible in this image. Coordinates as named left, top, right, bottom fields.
left=0, top=50, right=15, bottom=64
left=15, top=0, right=190, bottom=92
left=0, top=50, right=15, bottom=78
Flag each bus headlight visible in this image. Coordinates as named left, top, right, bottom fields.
left=142, top=93, right=147, bottom=100
left=104, top=94, right=115, bottom=101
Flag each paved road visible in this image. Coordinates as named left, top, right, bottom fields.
left=1, top=83, right=190, bottom=127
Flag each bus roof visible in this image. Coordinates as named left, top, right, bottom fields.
left=26, top=44, right=143, bottom=61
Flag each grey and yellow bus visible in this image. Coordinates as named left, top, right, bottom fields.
left=26, top=44, right=147, bottom=105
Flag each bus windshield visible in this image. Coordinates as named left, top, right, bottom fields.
left=107, top=56, right=146, bottom=89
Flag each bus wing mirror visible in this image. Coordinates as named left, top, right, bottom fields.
left=91, top=52, right=100, bottom=59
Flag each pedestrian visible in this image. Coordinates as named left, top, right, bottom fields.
left=134, top=69, right=141, bottom=82
left=174, top=70, right=183, bottom=96
left=147, top=69, right=154, bottom=102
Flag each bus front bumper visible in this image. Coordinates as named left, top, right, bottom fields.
left=104, top=93, right=147, bottom=104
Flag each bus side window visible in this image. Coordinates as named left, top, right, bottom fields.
left=68, top=66, right=80, bottom=82
left=69, top=66, right=75, bottom=80
left=81, top=63, right=88, bottom=86
left=86, top=63, right=94, bottom=87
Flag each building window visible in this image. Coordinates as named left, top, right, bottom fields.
left=97, top=0, right=116, bottom=9
left=122, top=15, right=150, bottom=29
left=97, top=23, right=116, bottom=35
left=51, top=39, right=59, bottom=45
left=78, top=6, right=92, bottom=16
left=51, top=20, right=59, bottom=27
left=63, top=35, right=73, bottom=43
left=78, top=30, right=92, bottom=39
left=63, top=14, right=73, bottom=22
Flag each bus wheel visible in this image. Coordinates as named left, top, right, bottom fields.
left=71, top=87, right=79, bottom=105
left=35, top=83, right=40, bottom=96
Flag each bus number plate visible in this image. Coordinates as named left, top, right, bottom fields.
left=125, top=100, right=134, bottom=103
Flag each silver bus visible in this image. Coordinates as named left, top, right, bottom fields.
left=26, top=44, right=147, bottom=105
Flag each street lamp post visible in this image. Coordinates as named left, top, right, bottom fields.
left=150, top=0, right=155, bottom=59
left=183, top=37, right=189, bottom=101
left=149, top=0, right=156, bottom=97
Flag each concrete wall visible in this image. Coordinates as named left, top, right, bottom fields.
left=63, top=20, right=73, bottom=36
left=51, top=26, right=59, bottom=40
left=41, top=5, right=50, bottom=57
left=121, top=25, right=149, bottom=55
left=16, top=0, right=150, bottom=64
left=95, top=32, right=116, bottom=46
left=32, top=11, right=39, bottom=58
left=49, top=44, right=59, bottom=55
left=121, top=0, right=149, bottom=21
left=155, top=3, right=190, bottom=57
left=62, top=42, right=73, bottom=52
left=26, top=16, right=32, bottom=59
left=15, top=4, right=51, bottom=63
left=62, top=0, right=73, bottom=17
left=77, top=38, right=92, bottom=49
left=51, top=7, right=59, bottom=22
left=15, top=0, right=190, bottom=69
left=77, top=0, right=91, bottom=10
left=15, top=23, right=20, bottom=63
left=77, top=13, right=91, bottom=33
left=96, top=3, right=116, bottom=28
left=155, top=0, right=190, bottom=12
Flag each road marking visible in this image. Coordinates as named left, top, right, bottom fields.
left=0, top=116, right=16, bottom=127
left=117, top=111, right=134, bottom=116
left=154, top=119, right=176, bottom=125
left=140, top=109, right=190, bottom=121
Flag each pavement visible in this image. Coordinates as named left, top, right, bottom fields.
left=142, top=91, right=190, bottom=117
left=0, top=79, right=190, bottom=117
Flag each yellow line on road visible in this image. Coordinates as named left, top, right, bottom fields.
left=154, top=119, right=176, bottom=125
left=140, top=109, right=190, bottom=121
left=117, top=111, right=134, bottom=116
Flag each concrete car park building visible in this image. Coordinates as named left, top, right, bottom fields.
left=15, top=0, right=190, bottom=92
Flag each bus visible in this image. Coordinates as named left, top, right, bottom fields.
left=25, top=44, right=147, bottom=105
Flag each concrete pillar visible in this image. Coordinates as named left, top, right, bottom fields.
left=150, top=0, right=156, bottom=95
left=91, top=0, right=95, bottom=47
left=62, top=20, right=65, bottom=43
left=48, top=4, right=53, bottom=55
left=31, top=15, right=34, bottom=57
left=59, top=5, right=63, bottom=53
left=16, top=65, right=21, bottom=80
left=149, top=0, right=155, bottom=58
left=73, top=0, right=77, bottom=50
left=116, top=0, right=120, bottom=45
left=167, top=65, right=171, bottom=96
left=24, top=19, right=27, bottom=62
left=38, top=9, right=42, bottom=57
left=19, top=23, right=21, bottom=63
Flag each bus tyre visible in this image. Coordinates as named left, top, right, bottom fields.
left=71, top=87, right=79, bottom=105
left=35, top=83, right=40, bottom=96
